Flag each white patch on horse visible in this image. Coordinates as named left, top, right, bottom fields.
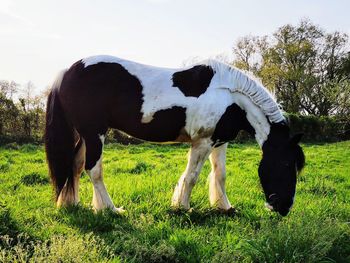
left=47, top=69, right=67, bottom=125
left=184, top=88, right=233, bottom=140
left=265, top=202, right=274, bottom=211
left=98, top=134, right=105, bottom=144
left=232, top=93, right=271, bottom=146
left=82, top=55, right=124, bottom=68
left=82, top=55, right=196, bottom=124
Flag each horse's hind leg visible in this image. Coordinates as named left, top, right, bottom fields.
left=171, top=138, right=212, bottom=210
left=208, top=143, right=232, bottom=211
left=84, top=134, right=123, bottom=213
left=72, top=138, right=86, bottom=203
left=57, top=137, right=85, bottom=207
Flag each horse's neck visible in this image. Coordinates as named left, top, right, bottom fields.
left=232, top=93, right=271, bottom=147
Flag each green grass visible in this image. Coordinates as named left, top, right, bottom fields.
left=0, top=141, right=349, bottom=262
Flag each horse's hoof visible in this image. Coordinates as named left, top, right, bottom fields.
left=171, top=204, right=191, bottom=211
left=170, top=206, right=191, bottom=214
left=113, top=206, right=126, bottom=214
left=219, top=207, right=237, bottom=216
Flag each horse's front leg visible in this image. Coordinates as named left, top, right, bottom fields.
left=171, top=138, right=212, bottom=210
left=209, top=143, right=232, bottom=211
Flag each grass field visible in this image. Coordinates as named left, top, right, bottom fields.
left=0, top=141, right=349, bottom=262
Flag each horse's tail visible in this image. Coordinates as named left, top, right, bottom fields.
left=45, top=69, right=76, bottom=203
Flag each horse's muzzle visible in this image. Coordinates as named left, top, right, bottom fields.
left=264, top=193, right=290, bottom=216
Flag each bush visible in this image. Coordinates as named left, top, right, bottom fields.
left=287, top=114, right=350, bottom=142
left=0, top=135, right=42, bottom=146
left=1, top=115, right=349, bottom=145
left=108, top=115, right=350, bottom=144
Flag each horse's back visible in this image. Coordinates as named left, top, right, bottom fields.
left=58, top=58, right=189, bottom=142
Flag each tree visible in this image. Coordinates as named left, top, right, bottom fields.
left=232, top=19, right=350, bottom=117
left=0, top=80, right=47, bottom=139
left=0, top=81, right=20, bottom=136
left=0, top=80, right=19, bottom=100
left=18, top=82, right=46, bottom=138
left=233, top=35, right=268, bottom=75
left=0, top=94, right=19, bottom=136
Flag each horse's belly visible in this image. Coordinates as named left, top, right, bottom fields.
left=109, top=106, right=189, bottom=143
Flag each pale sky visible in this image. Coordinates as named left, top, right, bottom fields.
left=1, top=0, right=350, bottom=92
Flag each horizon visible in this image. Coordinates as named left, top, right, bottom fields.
left=1, top=0, right=350, bottom=94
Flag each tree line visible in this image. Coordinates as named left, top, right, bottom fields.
left=0, top=19, right=349, bottom=143
left=0, top=81, right=47, bottom=143
left=232, top=19, right=350, bottom=119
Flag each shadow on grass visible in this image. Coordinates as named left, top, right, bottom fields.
left=58, top=205, right=184, bottom=262
left=59, top=203, right=271, bottom=232
left=166, top=207, right=238, bottom=224
left=53, top=204, right=350, bottom=262
left=0, top=203, right=37, bottom=248
left=20, top=172, right=49, bottom=186
left=59, top=204, right=250, bottom=233
left=57, top=205, right=134, bottom=234
left=0, top=203, right=22, bottom=239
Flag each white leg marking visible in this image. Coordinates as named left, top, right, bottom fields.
left=171, top=138, right=212, bottom=210
left=208, top=143, right=232, bottom=211
left=57, top=181, right=77, bottom=207
left=87, top=135, right=124, bottom=213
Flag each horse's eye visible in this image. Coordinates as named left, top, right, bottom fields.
left=282, top=162, right=290, bottom=167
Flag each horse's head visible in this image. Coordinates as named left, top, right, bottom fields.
left=258, top=123, right=305, bottom=216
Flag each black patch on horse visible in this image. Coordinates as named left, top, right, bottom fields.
left=172, top=65, right=214, bottom=97
left=59, top=61, right=186, bottom=143
left=211, top=103, right=254, bottom=146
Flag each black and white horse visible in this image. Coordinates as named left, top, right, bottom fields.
left=45, top=55, right=305, bottom=216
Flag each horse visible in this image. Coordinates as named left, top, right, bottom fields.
left=45, top=55, right=305, bottom=216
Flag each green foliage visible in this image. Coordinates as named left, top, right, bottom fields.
left=288, top=113, right=350, bottom=142
left=0, top=80, right=46, bottom=142
left=0, top=142, right=349, bottom=262
left=233, top=19, right=350, bottom=117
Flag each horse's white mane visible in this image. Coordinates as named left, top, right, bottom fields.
left=200, top=59, right=285, bottom=123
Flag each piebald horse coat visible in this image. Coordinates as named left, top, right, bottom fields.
left=45, top=55, right=304, bottom=216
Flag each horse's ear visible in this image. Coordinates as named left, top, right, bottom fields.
left=289, top=133, right=303, bottom=145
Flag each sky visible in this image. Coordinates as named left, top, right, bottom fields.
left=1, top=0, right=350, bottom=93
